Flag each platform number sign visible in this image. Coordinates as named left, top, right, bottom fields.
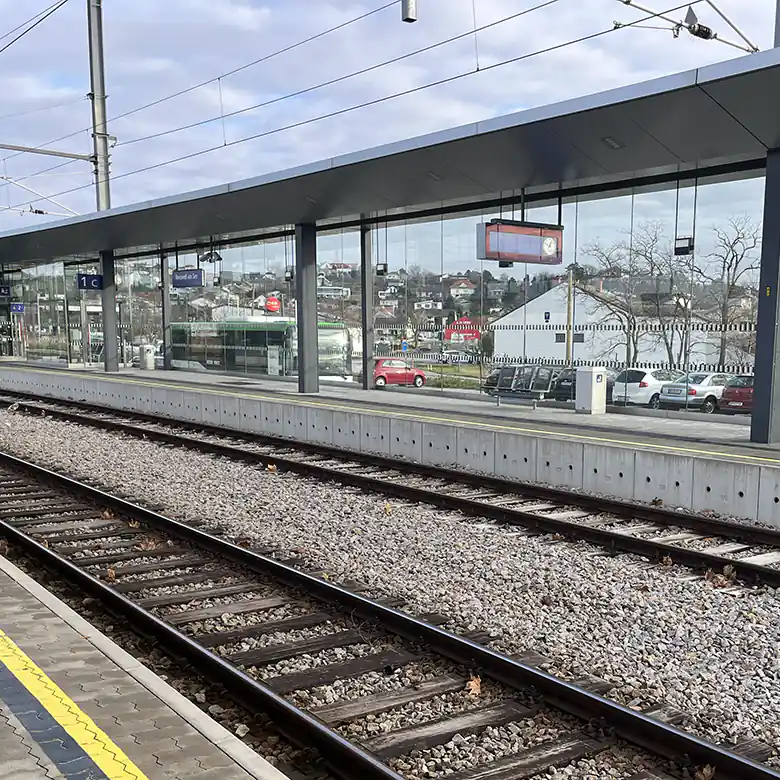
left=10, top=303, right=24, bottom=314
left=544, top=311, right=550, bottom=323
left=0, top=285, right=10, bottom=297
left=401, top=339, right=408, bottom=352
left=77, top=273, right=104, bottom=290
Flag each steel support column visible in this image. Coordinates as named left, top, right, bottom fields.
left=360, top=220, right=374, bottom=390
left=100, top=249, right=119, bottom=372
left=160, top=250, right=172, bottom=370
left=295, top=223, right=319, bottom=394
left=751, top=150, right=780, bottom=443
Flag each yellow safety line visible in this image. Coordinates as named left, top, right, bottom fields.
left=0, top=628, right=148, bottom=780
left=4, top=364, right=780, bottom=466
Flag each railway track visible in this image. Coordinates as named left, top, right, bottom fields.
left=2, top=391, right=780, bottom=590
left=0, top=451, right=777, bottom=780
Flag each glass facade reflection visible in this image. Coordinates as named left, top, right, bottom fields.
left=0, top=171, right=764, bottom=400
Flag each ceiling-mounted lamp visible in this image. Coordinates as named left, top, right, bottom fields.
left=402, top=0, right=417, bottom=23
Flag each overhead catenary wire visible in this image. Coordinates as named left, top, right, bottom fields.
left=3, top=0, right=559, bottom=186
left=6, top=0, right=707, bottom=214
left=117, top=0, right=564, bottom=148
left=0, top=96, right=88, bottom=123
left=0, top=0, right=68, bottom=43
left=0, top=0, right=400, bottom=168
left=0, top=0, right=70, bottom=56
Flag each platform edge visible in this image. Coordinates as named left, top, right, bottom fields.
left=0, top=553, right=290, bottom=780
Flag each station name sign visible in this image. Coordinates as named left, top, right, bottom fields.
left=476, top=219, right=563, bottom=266
left=172, top=269, right=205, bottom=288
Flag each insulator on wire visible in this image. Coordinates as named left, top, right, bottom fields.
left=402, top=0, right=417, bottom=23
left=688, top=22, right=715, bottom=40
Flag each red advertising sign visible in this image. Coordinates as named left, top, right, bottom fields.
left=265, top=296, right=281, bottom=313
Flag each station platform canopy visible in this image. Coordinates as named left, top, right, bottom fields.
left=2, top=47, right=780, bottom=266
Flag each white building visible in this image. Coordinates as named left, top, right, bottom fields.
left=414, top=300, right=443, bottom=311
left=491, top=284, right=733, bottom=368
left=449, top=279, right=477, bottom=300
left=317, top=286, right=351, bottom=300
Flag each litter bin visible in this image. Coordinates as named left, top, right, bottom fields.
left=139, top=344, right=155, bottom=370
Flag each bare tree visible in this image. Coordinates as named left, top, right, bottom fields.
left=408, top=309, right=429, bottom=348
left=580, top=222, right=695, bottom=367
left=579, top=240, right=639, bottom=364
left=629, top=221, right=692, bottom=366
left=692, top=215, right=760, bottom=366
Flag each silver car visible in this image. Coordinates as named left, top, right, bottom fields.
left=659, top=372, right=730, bottom=414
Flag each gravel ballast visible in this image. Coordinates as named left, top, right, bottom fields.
left=1, top=412, right=779, bottom=759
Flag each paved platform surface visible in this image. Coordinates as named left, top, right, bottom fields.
left=6, top=363, right=778, bottom=465
left=0, top=555, right=287, bottom=780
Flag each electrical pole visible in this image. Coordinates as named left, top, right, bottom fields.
left=775, top=0, right=780, bottom=47
left=86, top=0, right=119, bottom=371
left=565, top=266, right=574, bottom=365
left=87, top=0, right=111, bottom=211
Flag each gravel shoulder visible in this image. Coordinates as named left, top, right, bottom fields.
left=1, top=412, right=779, bottom=759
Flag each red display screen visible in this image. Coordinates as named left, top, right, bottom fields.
left=476, top=221, right=563, bottom=265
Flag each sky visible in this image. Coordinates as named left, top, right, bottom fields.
left=0, top=0, right=773, bottom=255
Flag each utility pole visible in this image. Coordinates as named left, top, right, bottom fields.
left=0, top=2, right=112, bottom=210
left=565, top=266, right=574, bottom=365
left=775, top=0, right=780, bottom=47
left=87, top=0, right=111, bottom=211
left=86, top=0, right=118, bottom=371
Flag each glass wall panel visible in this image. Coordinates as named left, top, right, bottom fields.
left=115, top=255, right=162, bottom=366
left=12, top=262, right=69, bottom=364
left=316, top=228, right=360, bottom=383
left=166, top=232, right=321, bottom=381
left=63, top=259, right=102, bottom=365
left=692, top=176, right=764, bottom=375
left=0, top=269, right=21, bottom=357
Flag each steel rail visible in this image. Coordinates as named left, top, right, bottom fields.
left=3, top=394, right=780, bottom=586
left=3, top=390, right=778, bottom=547
left=0, top=450, right=778, bottom=780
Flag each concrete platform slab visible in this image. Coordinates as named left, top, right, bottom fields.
left=3, top=364, right=780, bottom=525
left=0, top=555, right=288, bottom=780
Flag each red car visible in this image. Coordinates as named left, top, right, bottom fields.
left=373, top=358, right=426, bottom=388
left=718, top=375, right=753, bottom=413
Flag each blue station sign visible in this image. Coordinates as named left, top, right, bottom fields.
left=0, top=285, right=10, bottom=297
left=172, top=269, right=205, bottom=288
left=10, top=303, right=24, bottom=314
left=77, top=273, right=104, bottom=290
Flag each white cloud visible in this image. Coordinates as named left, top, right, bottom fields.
left=0, top=0, right=772, bottom=234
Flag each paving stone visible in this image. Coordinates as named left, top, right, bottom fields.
left=0, top=567, right=277, bottom=780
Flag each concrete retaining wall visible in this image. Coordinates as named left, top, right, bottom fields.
left=3, top=367, right=777, bottom=528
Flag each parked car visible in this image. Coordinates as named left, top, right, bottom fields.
left=440, top=349, right=478, bottom=364
left=373, top=358, right=426, bottom=388
left=659, top=372, right=730, bottom=414
left=718, top=374, right=754, bottom=414
left=548, top=367, right=619, bottom=403
left=482, top=364, right=560, bottom=398
left=613, top=368, right=683, bottom=409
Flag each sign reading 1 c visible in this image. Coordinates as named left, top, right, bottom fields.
left=77, top=273, right=104, bottom=290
